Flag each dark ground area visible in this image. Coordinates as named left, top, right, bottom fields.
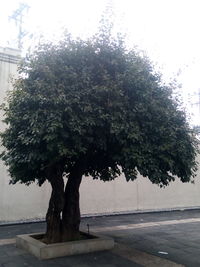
left=0, top=209, right=200, bottom=266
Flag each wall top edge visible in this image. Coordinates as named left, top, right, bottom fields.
left=0, top=47, right=21, bottom=64
left=0, top=47, right=21, bottom=57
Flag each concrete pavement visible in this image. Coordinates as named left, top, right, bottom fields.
left=0, top=209, right=200, bottom=266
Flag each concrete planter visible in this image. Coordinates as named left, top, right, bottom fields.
left=16, top=232, right=114, bottom=260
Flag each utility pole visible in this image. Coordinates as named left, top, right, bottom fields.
left=190, top=89, right=200, bottom=111
left=189, top=88, right=200, bottom=126
left=9, top=3, right=29, bottom=50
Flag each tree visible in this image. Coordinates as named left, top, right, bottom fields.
left=0, top=25, right=198, bottom=244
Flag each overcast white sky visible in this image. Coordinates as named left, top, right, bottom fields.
left=1, top=0, right=200, bottom=124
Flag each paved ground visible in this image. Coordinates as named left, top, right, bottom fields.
left=0, top=209, right=200, bottom=266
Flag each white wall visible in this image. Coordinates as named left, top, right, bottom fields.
left=80, top=168, right=200, bottom=215
left=0, top=47, right=200, bottom=223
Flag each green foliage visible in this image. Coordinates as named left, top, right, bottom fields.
left=0, top=26, right=198, bottom=187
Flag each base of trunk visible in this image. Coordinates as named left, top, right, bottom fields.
left=61, top=229, right=81, bottom=242
left=37, top=231, right=94, bottom=244
left=44, top=226, right=81, bottom=244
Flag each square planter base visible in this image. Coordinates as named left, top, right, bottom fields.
left=16, top=232, right=114, bottom=260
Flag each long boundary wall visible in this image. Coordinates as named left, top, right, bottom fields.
left=0, top=47, right=200, bottom=223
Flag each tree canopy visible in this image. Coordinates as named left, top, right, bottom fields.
left=1, top=29, right=198, bottom=188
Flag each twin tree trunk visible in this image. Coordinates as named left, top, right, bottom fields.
left=45, top=165, right=83, bottom=244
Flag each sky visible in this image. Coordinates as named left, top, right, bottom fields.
left=1, top=0, right=200, bottom=124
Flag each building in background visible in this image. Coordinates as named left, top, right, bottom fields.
left=0, top=47, right=20, bottom=131
left=0, top=46, right=20, bottom=92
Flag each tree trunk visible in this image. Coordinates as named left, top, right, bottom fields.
left=44, top=167, right=65, bottom=244
left=61, top=166, right=83, bottom=241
